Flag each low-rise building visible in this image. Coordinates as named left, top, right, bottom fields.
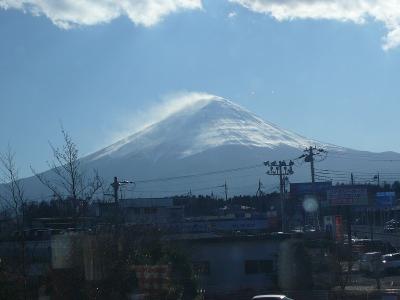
left=167, top=233, right=296, bottom=296
left=119, top=198, right=184, bottom=225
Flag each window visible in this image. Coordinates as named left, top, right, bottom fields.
left=244, top=260, right=273, bottom=274
left=144, top=207, right=158, bottom=214
left=192, top=261, right=210, bottom=276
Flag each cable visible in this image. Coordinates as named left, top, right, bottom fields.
left=134, top=163, right=264, bottom=184
left=327, top=152, right=400, bottom=162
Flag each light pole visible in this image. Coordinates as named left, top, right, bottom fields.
left=264, top=160, right=294, bottom=232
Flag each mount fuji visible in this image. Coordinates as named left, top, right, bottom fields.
left=21, top=94, right=400, bottom=199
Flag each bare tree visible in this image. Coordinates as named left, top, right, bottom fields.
left=0, top=146, right=27, bottom=298
left=0, top=146, right=25, bottom=225
left=31, top=128, right=103, bottom=211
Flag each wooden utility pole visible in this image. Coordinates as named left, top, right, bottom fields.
left=224, top=180, right=228, bottom=202
left=111, top=177, right=119, bottom=203
left=300, top=146, right=327, bottom=230
left=105, top=177, right=134, bottom=224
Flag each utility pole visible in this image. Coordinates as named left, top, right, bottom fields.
left=256, top=179, right=263, bottom=197
left=264, top=160, right=294, bottom=232
left=105, top=177, right=134, bottom=224
left=374, top=173, right=380, bottom=187
left=301, top=146, right=326, bottom=184
left=370, top=208, right=374, bottom=240
left=347, top=172, right=355, bottom=273
left=224, top=180, right=230, bottom=204
left=108, top=177, right=135, bottom=203
left=111, top=177, right=119, bottom=203
left=299, top=146, right=327, bottom=230
left=255, top=179, right=264, bottom=211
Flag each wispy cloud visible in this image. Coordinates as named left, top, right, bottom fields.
left=228, top=11, right=237, bottom=18
left=230, top=0, right=400, bottom=50
left=107, top=91, right=220, bottom=144
left=0, top=0, right=202, bottom=28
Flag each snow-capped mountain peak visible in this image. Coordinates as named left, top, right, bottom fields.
left=19, top=94, right=400, bottom=199
left=89, top=95, right=326, bottom=161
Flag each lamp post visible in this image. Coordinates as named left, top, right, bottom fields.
left=264, top=160, right=294, bottom=232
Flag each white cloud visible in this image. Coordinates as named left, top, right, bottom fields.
left=1, top=0, right=399, bottom=50
left=230, top=0, right=400, bottom=50
left=0, top=0, right=202, bottom=28
left=143, top=91, right=219, bottom=127
left=107, top=91, right=220, bottom=144
left=228, top=11, right=237, bottom=18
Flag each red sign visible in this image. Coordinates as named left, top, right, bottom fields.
left=134, top=265, right=170, bottom=292
left=335, top=215, right=343, bottom=241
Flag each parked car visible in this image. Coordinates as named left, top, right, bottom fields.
left=384, top=220, right=400, bottom=233
left=359, top=252, right=382, bottom=274
left=386, top=219, right=400, bottom=227
left=382, top=253, right=400, bottom=274
left=384, top=225, right=396, bottom=233
left=252, top=296, right=293, bottom=300
left=304, top=225, right=316, bottom=232
left=352, top=239, right=396, bottom=257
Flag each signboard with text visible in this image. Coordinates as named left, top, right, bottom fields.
left=327, top=186, right=368, bottom=206
left=376, top=192, right=396, bottom=208
left=290, top=181, right=332, bottom=195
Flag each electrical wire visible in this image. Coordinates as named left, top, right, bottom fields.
left=134, top=163, right=264, bottom=184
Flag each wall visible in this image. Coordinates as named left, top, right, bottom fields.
left=186, top=238, right=280, bottom=295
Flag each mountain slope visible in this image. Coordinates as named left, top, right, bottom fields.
left=87, top=96, right=342, bottom=162
left=19, top=95, right=400, bottom=199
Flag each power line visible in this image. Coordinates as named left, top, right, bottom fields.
left=317, top=168, right=400, bottom=176
left=327, top=152, right=400, bottom=162
left=134, top=163, right=264, bottom=184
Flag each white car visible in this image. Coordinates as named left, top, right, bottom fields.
left=382, top=253, right=400, bottom=274
left=252, top=295, right=293, bottom=300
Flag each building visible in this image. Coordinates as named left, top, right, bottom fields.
left=289, top=181, right=333, bottom=228
left=93, top=198, right=184, bottom=225
left=167, top=232, right=297, bottom=297
left=119, top=198, right=184, bottom=225
left=176, top=215, right=270, bottom=234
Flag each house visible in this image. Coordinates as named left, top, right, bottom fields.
left=167, top=232, right=298, bottom=297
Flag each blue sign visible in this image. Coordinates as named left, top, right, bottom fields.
left=376, top=192, right=396, bottom=207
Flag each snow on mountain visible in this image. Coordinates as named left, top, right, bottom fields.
left=87, top=95, right=341, bottom=162
left=17, top=94, right=400, bottom=199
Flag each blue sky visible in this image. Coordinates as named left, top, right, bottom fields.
left=1, top=0, right=400, bottom=177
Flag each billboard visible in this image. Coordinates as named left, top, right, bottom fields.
left=376, top=192, right=396, bottom=208
left=290, top=181, right=332, bottom=195
left=327, top=186, right=368, bottom=206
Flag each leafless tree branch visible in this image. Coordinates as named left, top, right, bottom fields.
left=31, top=128, right=104, bottom=211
